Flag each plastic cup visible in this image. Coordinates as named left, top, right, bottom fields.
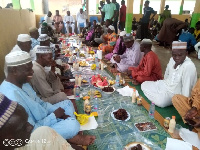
left=173, top=124, right=182, bottom=138
left=97, top=109, right=104, bottom=127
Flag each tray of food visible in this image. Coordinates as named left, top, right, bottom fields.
left=102, top=86, right=115, bottom=94
left=134, top=122, right=157, bottom=132
left=111, top=109, right=130, bottom=121
left=79, top=61, right=89, bottom=67
left=124, top=142, right=151, bottom=150
left=91, top=75, right=108, bottom=89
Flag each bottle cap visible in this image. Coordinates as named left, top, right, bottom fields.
left=172, top=116, right=176, bottom=119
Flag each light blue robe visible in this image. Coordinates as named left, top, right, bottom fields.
left=0, top=81, right=80, bottom=139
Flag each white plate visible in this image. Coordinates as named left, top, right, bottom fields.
left=111, top=109, right=130, bottom=121
left=124, top=142, right=151, bottom=150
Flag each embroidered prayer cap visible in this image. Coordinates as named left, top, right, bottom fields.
left=5, top=51, right=32, bottom=67
left=108, top=25, right=115, bottom=31
left=0, top=93, right=18, bottom=129
left=42, top=22, right=48, bottom=27
left=36, top=46, right=52, bottom=54
left=123, top=33, right=134, bottom=42
left=17, top=34, right=31, bottom=42
left=141, top=39, right=152, bottom=45
left=120, top=31, right=126, bottom=37
left=172, top=41, right=187, bottom=50
left=29, top=27, right=38, bottom=33
left=38, top=34, right=50, bottom=42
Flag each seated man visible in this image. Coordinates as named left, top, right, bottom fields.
left=64, top=11, right=75, bottom=35
left=44, top=11, right=55, bottom=30
left=85, top=20, right=97, bottom=45
left=31, top=46, right=66, bottom=104
left=0, top=93, right=74, bottom=150
left=128, top=39, right=162, bottom=85
left=172, top=79, right=200, bottom=136
left=29, top=27, right=39, bottom=49
left=53, top=10, right=64, bottom=33
left=111, top=34, right=143, bottom=73
left=89, top=25, right=103, bottom=47
left=98, top=25, right=117, bottom=53
left=31, top=34, right=51, bottom=61
left=94, top=19, right=111, bottom=44
left=11, top=34, right=32, bottom=53
left=76, top=8, right=87, bottom=34
left=105, top=30, right=126, bottom=60
left=178, top=28, right=197, bottom=54
left=141, top=41, right=197, bottom=108
left=0, top=51, right=95, bottom=147
left=4, top=34, right=32, bottom=77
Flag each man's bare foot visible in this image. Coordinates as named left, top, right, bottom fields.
left=68, top=134, right=96, bottom=146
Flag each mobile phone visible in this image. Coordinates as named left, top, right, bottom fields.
left=185, top=119, right=196, bottom=126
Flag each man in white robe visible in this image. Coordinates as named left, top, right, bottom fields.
left=0, top=51, right=95, bottom=147
left=44, top=11, right=55, bottom=30
left=4, top=34, right=32, bottom=77
left=76, top=8, right=87, bottom=33
left=141, top=41, right=197, bottom=108
left=64, top=11, right=75, bottom=34
left=30, top=46, right=66, bottom=104
left=111, top=34, right=143, bottom=73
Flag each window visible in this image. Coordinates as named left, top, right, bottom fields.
left=133, top=0, right=140, bottom=14
left=183, top=0, right=195, bottom=14
left=165, top=0, right=180, bottom=14
left=148, top=0, right=161, bottom=14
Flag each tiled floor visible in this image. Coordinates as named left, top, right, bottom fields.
left=148, top=41, right=200, bottom=77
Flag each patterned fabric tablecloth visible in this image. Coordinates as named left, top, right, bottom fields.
left=75, top=70, right=169, bottom=150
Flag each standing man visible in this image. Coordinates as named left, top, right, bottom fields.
left=159, top=5, right=171, bottom=27
left=53, top=10, right=64, bottom=33
left=76, top=8, right=87, bottom=34
left=112, top=0, right=120, bottom=34
left=141, top=0, right=156, bottom=40
left=119, top=0, right=126, bottom=31
left=102, top=0, right=117, bottom=24
left=64, top=11, right=75, bottom=35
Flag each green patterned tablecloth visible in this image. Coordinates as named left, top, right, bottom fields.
left=76, top=70, right=169, bottom=150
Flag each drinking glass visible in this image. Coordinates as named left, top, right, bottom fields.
left=97, top=109, right=104, bottom=127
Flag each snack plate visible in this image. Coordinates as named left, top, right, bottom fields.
left=124, top=142, right=151, bottom=150
left=134, top=122, right=157, bottom=132
left=102, top=86, right=115, bottom=94
left=111, top=109, right=131, bottom=121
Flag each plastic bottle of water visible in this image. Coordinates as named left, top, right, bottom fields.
left=115, top=73, right=120, bottom=87
left=95, top=55, right=99, bottom=72
left=75, top=86, right=80, bottom=101
left=77, top=50, right=80, bottom=58
left=93, top=96, right=98, bottom=111
left=149, top=102, right=155, bottom=119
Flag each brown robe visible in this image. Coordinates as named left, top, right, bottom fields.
left=157, top=18, right=187, bottom=44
